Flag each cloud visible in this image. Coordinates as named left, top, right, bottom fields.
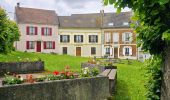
left=1, top=0, right=131, bottom=18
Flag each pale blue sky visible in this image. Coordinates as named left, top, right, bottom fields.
left=0, top=0, right=131, bottom=19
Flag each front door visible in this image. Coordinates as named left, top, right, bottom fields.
left=36, top=41, right=41, bottom=52
left=76, top=47, right=81, bottom=56
left=114, top=47, right=118, bottom=58
left=63, top=47, right=67, bottom=54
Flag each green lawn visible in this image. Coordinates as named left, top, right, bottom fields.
left=0, top=51, right=146, bottom=99
left=0, top=51, right=88, bottom=72
left=115, top=60, right=146, bottom=100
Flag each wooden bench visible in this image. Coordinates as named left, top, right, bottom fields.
left=100, top=69, right=117, bottom=94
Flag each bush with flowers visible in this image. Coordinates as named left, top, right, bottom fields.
left=2, top=66, right=100, bottom=86
left=80, top=67, right=99, bottom=77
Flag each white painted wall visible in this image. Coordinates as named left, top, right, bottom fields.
left=15, top=24, right=58, bottom=53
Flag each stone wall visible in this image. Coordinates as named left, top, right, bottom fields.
left=81, top=62, right=105, bottom=72
left=0, top=76, right=110, bottom=100
left=0, top=61, right=44, bottom=75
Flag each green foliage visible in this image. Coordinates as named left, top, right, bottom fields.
left=0, top=8, right=20, bottom=54
left=3, top=75, right=24, bottom=85
left=91, top=68, right=99, bottom=76
left=104, top=0, right=169, bottom=99
left=45, top=75, right=60, bottom=81
left=144, top=56, right=162, bottom=99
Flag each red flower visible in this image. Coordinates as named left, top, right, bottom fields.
left=53, top=71, right=60, bottom=75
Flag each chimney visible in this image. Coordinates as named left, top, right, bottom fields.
left=100, top=10, right=104, bottom=27
left=17, top=3, right=20, bottom=7
left=100, top=10, right=104, bottom=16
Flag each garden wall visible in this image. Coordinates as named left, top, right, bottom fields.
left=0, top=76, right=110, bottom=100
left=0, top=61, right=44, bottom=75
left=81, top=62, right=105, bottom=72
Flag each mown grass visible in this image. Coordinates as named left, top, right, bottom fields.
left=0, top=51, right=88, bottom=72
left=0, top=51, right=146, bottom=99
left=114, top=60, right=146, bottom=100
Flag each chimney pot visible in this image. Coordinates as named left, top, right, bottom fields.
left=17, top=3, right=20, bottom=7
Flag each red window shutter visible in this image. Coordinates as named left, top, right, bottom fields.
left=44, top=41, right=46, bottom=49
left=35, top=27, right=38, bottom=35
left=50, top=28, right=52, bottom=36
left=26, top=41, right=29, bottom=49
left=53, top=41, right=55, bottom=49
left=26, top=26, right=29, bottom=35
left=41, top=27, right=44, bottom=35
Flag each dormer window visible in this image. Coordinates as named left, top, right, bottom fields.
left=123, top=22, right=129, bottom=26
left=108, top=23, right=114, bottom=26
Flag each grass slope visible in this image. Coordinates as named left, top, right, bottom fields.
left=0, top=51, right=88, bottom=72
left=0, top=51, right=146, bottom=99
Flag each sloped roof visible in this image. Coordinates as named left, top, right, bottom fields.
left=58, top=13, right=101, bottom=28
left=102, top=12, right=132, bottom=28
left=58, top=12, right=132, bottom=28
left=15, top=7, right=59, bottom=25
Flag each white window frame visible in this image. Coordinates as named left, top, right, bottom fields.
left=123, top=46, right=132, bottom=56
left=105, top=32, right=111, bottom=43
left=113, top=33, right=119, bottom=43
left=29, top=26, right=35, bottom=35
left=60, top=35, right=69, bottom=43
left=89, top=35, right=98, bottom=43
left=29, top=41, right=35, bottom=49
left=46, top=41, right=53, bottom=49
left=44, top=27, right=50, bottom=36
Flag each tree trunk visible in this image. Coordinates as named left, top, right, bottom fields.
left=161, top=45, right=170, bottom=99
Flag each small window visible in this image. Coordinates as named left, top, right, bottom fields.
left=123, top=22, right=129, bottom=26
left=106, top=48, right=110, bottom=55
left=29, top=26, right=36, bottom=35
left=125, top=33, right=130, bottom=41
left=29, top=41, right=35, bottom=49
left=89, top=35, right=98, bottom=43
left=46, top=41, right=53, bottom=49
left=63, top=47, right=67, bottom=54
left=105, top=33, right=111, bottom=43
left=91, top=47, right=96, bottom=55
left=125, top=48, right=130, bottom=56
left=108, top=23, right=114, bottom=26
left=44, top=27, right=51, bottom=36
left=60, top=35, right=70, bottom=43
left=74, top=35, right=83, bottom=43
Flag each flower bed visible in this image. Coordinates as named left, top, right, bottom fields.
left=2, top=66, right=100, bottom=86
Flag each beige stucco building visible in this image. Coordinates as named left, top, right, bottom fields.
left=58, top=28, right=102, bottom=57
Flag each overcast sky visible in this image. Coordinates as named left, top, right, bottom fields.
left=0, top=0, right=131, bottom=19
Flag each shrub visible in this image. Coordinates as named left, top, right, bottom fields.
left=3, top=75, right=24, bottom=85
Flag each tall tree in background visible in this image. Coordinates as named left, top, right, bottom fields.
left=0, top=8, right=20, bottom=54
left=104, top=0, right=170, bottom=99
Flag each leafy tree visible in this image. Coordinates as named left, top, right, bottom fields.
left=0, top=8, right=20, bottom=54
left=104, top=0, right=170, bottom=99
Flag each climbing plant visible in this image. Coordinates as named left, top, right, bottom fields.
left=104, top=0, right=170, bottom=99
left=0, top=8, right=20, bottom=54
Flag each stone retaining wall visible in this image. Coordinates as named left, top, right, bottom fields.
left=0, top=76, right=110, bottom=100
left=81, top=62, right=105, bottom=72
left=0, top=61, right=44, bottom=75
